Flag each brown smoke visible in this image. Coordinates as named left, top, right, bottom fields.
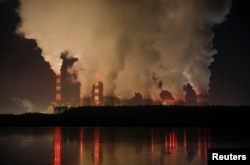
left=17, top=0, right=232, bottom=100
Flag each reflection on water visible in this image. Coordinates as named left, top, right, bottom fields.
left=54, top=127, right=61, bottom=165
left=51, top=127, right=210, bottom=165
left=0, top=127, right=249, bottom=165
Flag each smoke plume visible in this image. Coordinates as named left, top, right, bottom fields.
left=17, top=0, right=232, bottom=101
left=11, top=97, right=35, bottom=112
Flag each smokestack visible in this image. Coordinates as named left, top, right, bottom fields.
left=55, top=73, right=61, bottom=105
left=92, top=81, right=103, bottom=105
left=196, top=93, right=209, bottom=106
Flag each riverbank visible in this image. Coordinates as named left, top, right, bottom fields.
left=0, top=106, right=249, bottom=127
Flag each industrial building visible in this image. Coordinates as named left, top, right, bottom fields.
left=47, top=68, right=208, bottom=114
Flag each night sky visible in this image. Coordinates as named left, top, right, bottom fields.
left=0, top=0, right=249, bottom=114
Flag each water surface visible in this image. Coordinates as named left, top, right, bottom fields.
left=0, top=127, right=249, bottom=165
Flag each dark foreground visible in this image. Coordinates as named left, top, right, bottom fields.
left=0, top=106, right=249, bottom=127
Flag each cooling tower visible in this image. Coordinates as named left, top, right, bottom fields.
left=196, top=94, right=208, bottom=106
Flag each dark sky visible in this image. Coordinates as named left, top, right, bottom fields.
left=209, top=0, right=250, bottom=106
left=0, top=0, right=249, bottom=113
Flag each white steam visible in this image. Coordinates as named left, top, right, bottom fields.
left=17, top=0, right=232, bottom=101
left=11, top=97, right=35, bottom=112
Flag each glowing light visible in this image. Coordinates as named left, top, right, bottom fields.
left=55, top=94, right=61, bottom=102
left=165, top=134, right=168, bottom=148
left=198, top=130, right=201, bottom=158
left=95, top=74, right=100, bottom=83
left=94, top=128, right=100, bottom=165
left=95, top=100, right=101, bottom=105
left=55, top=72, right=61, bottom=76
left=184, top=131, right=187, bottom=155
left=151, top=129, right=154, bottom=152
left=79, top=128, right=84, bottom=164
left=54, top=127, right=61, bottom=165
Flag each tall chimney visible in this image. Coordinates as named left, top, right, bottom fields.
left=92, top=81, right=103, bottom=105
left=55, top=73, right=61, bottom=105
left=94, top=82, right=100, bottom=105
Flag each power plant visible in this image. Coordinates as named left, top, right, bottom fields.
left=47, top=71, right=209, bottom=114
left=44, top=56, right=210, bottom=114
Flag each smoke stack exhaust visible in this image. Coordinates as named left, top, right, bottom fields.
left=196, top=94, right=209, bottom=106
left=55, top=73, right=61, bottom=105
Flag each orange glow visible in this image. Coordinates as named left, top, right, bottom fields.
left=95, top=74, right=100, bottom=82
left=95, top=100, right=100, bottom=105
left=80, top=128, right=84, bottom=164
left=165, top=134, right=168, bottom=148
left=54, top=127, right=61, bottom=165
left=94, top=128, right=100, bottom=165
left=55, top=72, right=61, bottom=76
left=171, top=132, right=175, bottom=153
left=173, top=132, right=176, bottom=148
left=196, top=92, right=208, bottom=96
left=151, top=130, right=154, bottom=152
left=184, top=131, right=187, bottom=155
left=55, top=93, right=61, bottom=101
left=174, top=132, right=177, bottom=148
left=170, top=133, right=172, bottom=148
left=163, top=132, right=179, bottom=154
left=204, top=134, right=207, bottom=159
left=162, top=98, right=176, bottom=105
left=198, top=132, right=201, bottom=158
left=184, top=131, right=187, bottom=148
left=204, top=129, right=210, bottom=159
left=55, top=99, right=61, bottom=102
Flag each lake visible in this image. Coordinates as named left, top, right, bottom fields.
left=0, top=127, right=249, bottom=165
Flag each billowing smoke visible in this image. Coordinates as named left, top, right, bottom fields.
left=11, top=97, right=35, bottom=113
left=17, top=0, right=232, bottom=101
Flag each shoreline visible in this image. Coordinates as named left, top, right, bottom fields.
left=0, top=106, right=249, bottom=127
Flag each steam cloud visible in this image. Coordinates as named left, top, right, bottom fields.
left=17, top=0, right=232, bottom=101
left=11, top=97, right=35, bottom=112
